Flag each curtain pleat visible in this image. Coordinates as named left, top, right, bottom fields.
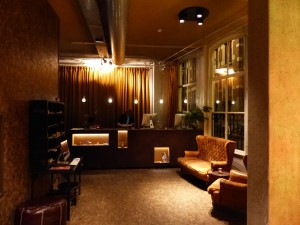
left=166, top=63, right=179, bottom=127
left=58, top=66, right=150, bottom=129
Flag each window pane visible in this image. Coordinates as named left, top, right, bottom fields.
left=212, top=113, right=225, bottom=139
left=212, top=43, right=228, bottom=79
left=181, top=62, right=187, bottom=85
left=188, top=85, right=197, bottom=111
left=213, top=80, right=226, bottom=112
left=231, top=38, right=244, bottom=73
left=228, top=76, right=244, bottom=112
left=218, top=43, right=227, bottom=68
left=178, top=87, right=183, bottom=112
left=228, top=114, right=244, bottom=150
left=182, top=86, right=187, bottom=112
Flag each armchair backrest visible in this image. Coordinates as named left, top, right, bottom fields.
left=196, top=135, right=236, bottom=167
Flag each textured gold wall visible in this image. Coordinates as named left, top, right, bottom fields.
left=268, top=1, right=300, bottom=224
left=249, top=0, right=300, bottom=224
left=0, top=1, right=59, bottom=224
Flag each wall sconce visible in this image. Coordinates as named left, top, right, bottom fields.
left=108, top=97, right=113, bottom=103
left=178, top=7, right=209, bottom=26
left=184, top=99, right=188, bottom=104
left=159, top=98, right=164, bottom=104
left=82, top=96, right=86, bottom=103
left=134, top=99, right=138, bottom=104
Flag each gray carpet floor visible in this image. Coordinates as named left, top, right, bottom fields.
left=68, top=168, right=246, bottom=225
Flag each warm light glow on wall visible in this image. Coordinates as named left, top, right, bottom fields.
left=81, top=59, right=115, bottom=73
left=82, top=96, right=86, bottom=102
left=82, top=59, right=101, bottom=67
left=134, top=99, right=138, bottom=104
left=72, top=133, right=109, bottom=146
left=108, top=97, right=113, bottom=103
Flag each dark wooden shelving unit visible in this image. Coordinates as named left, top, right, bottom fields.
left=29, top=100, right=65, bottom=173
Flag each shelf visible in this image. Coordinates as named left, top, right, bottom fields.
left=154, top=147, right=170, bottom=164
left=72, top=133, right=109, bottom=146
left=29, top=100, right=65, bottom=172
left=118, top=130, right=128, bottom=149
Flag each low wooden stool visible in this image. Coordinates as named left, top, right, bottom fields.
left=14, top=197, right=67, bottom=225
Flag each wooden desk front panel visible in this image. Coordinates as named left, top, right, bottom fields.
left=69, top=129, right=203, bottom=169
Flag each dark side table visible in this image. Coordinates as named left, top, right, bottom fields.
left=211, top=170, right=230, bottom=183
left=48, top=157, right=82, bottom=221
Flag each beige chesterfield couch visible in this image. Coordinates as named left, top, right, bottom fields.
left=177, top=135, right=236, bottom=183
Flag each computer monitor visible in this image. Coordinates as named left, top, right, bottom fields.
left=174, top=113, right=186, bottom=128
left=58, top=140, right=70, bottom=164
left=141, top=113, right=157, bottom=128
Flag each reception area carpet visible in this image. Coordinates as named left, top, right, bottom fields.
left=68, top=168, right=246, bottom=225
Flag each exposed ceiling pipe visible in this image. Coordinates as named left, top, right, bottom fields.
left=104, top=0, right=128, bottom=65
left=77, top=0, right=109, bottom=58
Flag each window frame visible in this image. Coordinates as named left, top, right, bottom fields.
left=209, top=36, right=248, bottom=154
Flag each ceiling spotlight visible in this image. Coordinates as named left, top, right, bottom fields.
left=179, top=11, right=186, bottom=23
left=196, top=9, right=203, bottom=18
left=197, top=18, right=204, bottom=26
left=178, top=7, right=209, bottom=26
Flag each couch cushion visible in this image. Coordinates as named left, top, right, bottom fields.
left=186, top=160, right=211, bottom=174
left=177, top=157, right=200, bottom=167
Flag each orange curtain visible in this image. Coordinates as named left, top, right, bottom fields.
left=166, top=63, right=179, bottom=127
left=58, top=66, right=150, bottom=129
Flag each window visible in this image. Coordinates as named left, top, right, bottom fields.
left=211, top=38, right=245, bottom=150
left=178, top=58, right=197, bottom=112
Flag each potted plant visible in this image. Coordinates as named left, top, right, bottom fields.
left=185, top=106, right=211, bottom=129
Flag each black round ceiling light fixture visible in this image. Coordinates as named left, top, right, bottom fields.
left=178, top=7, right=209, bottom=26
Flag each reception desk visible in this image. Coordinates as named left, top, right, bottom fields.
left=68, top=128, right=203, bottom=169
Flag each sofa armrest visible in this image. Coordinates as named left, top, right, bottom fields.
left=210, top=161, right=227, bottom=170
left=184, top=150, right=199, bottom=157
left=220, top=179, right=247, bottom=190
left=208, top=178, right=247, bottom=209
left=207, top=178, right=247, bottom=194
left=229, top=170, right=247, bottom=184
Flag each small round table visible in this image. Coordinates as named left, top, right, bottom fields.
left=211, top=170, right=230, bottom=182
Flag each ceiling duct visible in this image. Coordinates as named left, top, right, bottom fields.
left=103, top=0, right=128, bottom=65
left=77, top=0, right=109, bottom=58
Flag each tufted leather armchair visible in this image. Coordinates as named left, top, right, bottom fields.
left=207, top=155, right=248, bottom=210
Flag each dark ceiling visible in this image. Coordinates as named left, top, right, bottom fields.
left=48, top=0, right=248, bottom=66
